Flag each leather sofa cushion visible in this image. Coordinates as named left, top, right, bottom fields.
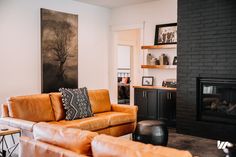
left=96, top=123, right=136, bottom=137
left=88, top=89, right=111, bottom=113
left=8, top=94, right=55, bottom=122
left=33, top=122, right=98, bottom=156
left=95, top=112, right=135, bottom=126
left=20, top=136, right=88, bottom=157
left=92, top=134, right=192, bottom=157
left=49, top=93, right=65, bottom=121
left=48, top=116, right=109, bottom=131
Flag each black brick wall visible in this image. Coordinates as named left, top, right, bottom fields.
left=177, top=0, right=236, bottom=142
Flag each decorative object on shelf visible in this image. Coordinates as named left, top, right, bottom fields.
left=41, top=8, right=78, bottom=93
left=146, top=53, right=154, bottom=65
left=142, top=76, right=154, bottom=86
left=162, top=79, right=177, bottom=88
left=173, top=56, right=177, bottom=65
left=163, top=54, right=169, bottom=65
left=154, top=23, right=177, bottom=45
left=155, top=59, right=160, bottom=65
left=159, top=54, right=169, bottom=65
left=151, top=58, right=158, bottom=65
left=159, top=55, right=164, bottom=65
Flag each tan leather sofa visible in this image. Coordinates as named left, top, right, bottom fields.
left=19, top=122, right=192, bottom=157
left=0, top=89, right=137, bottom=138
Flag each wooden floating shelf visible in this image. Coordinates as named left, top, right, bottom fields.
left=141, top=44, right=176, bottom=50
left=133, top=85, right=176, bottom=91
left=141, top=65, right=177, bottom=69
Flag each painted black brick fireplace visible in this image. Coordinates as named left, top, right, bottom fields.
left=177, top=0, right=236, bottom=142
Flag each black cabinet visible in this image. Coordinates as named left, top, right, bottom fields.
left=134, top=88, right=176, bottom=126
left=134, top=88, right=158, bottom=121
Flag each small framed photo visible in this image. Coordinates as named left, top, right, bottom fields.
left=154, top=23, right=177, bottom=45
left=142, top=76, right=154, bottom=86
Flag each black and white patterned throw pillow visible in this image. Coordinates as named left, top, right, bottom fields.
left=59, top=87, right=93, bottom=120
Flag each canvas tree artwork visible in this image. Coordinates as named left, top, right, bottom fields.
left=41, top=8, right=78, bottom=93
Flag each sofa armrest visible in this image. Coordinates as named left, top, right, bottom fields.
left=0, top=117, right=36, bottom=132
left=111, top=104, right=138, bottom=116
left=19, top=136, right=87, bottom=157
left=1, top=103, right=9, bottom=118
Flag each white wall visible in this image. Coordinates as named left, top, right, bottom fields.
left=0, top=0, right=110, bottom=104
left=111, top=0, right=177, bottom=86
left=117, top=46, right=131, bottom=69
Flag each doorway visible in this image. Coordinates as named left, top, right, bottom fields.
left=109, top=28, right=141, bottom=105
left=117, top=45, right=132, bottom=104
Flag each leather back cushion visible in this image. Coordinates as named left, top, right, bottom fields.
left=88, top=89, right=111, bottom=113
left=49, top=93, right=65, bottom=121
left=33, top=122, right=98, bottom=156
left=49, top=89, right=112, bottom=120
left=8, top=94, right=55, bottom=122
left=91, top=134, right=192, bottom=157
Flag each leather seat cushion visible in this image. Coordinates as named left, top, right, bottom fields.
left=49, top=92, right=65, bottom=121
left=88, top=89, right=111, bottom=113
left=95, top=112, right=135, bottom=126
left=48, top=116, right=109, bottom=131
left=8, top=94, right=55, bottom=122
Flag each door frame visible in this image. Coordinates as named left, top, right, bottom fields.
left=109, top=24, right=144, bottom=105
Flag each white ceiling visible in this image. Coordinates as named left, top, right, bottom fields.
left=75, top=0, right=158, bottom=8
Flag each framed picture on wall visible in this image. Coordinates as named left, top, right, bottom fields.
left=142, top=76, right=154, bottom=86
left=41, top=8, right=78, bottom=93
left=154, top=23, right=177, bottom=45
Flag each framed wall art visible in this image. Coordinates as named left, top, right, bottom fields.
left=142, top=76, right=154, bottom=86
left=41, top=8, right=78, bottom=93
left=154, top=23, right=177, bottom=45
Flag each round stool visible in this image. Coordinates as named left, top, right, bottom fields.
left=133, top=120, right=168, bottom=146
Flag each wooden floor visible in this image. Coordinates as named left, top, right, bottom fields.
left=168, top=129, right=225, bottom=157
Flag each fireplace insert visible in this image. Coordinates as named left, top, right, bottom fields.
left=197, top=78, right=236, bottom=124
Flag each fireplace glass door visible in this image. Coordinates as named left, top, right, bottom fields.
left=198, top=78, right=236, bottom=124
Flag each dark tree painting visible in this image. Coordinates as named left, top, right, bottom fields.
left=41, top=8, right=78, bottom=93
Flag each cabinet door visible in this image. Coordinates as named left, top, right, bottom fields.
left=134, top=88, right=147, bottom=121
left=158, top=90, right=176, bottom=126
left=146, top=90, right=158, bottom=120
left=158, top=90, right=169, bottom=122
left=169, top=91, right=176, bottom=122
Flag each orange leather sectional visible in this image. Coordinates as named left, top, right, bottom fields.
left=0, top=89, right=137, bottom=138
left=19, top=122, right=192, bottom=157
left=1, top=89, right=192, bottom=157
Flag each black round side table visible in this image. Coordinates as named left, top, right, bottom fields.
left=133, top=120, right=168, bottom=146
